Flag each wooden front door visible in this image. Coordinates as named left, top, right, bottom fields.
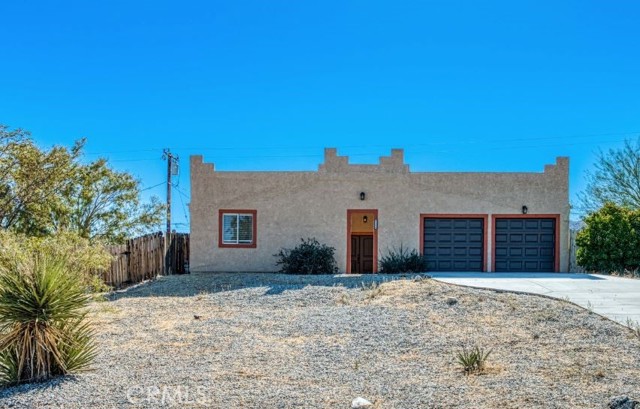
left=351, top=235, right=374, bottom=274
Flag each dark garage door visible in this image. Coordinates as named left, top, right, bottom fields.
left=423, top=218, right=484, bottom=271
left=494, top=218, right=556, bottom=272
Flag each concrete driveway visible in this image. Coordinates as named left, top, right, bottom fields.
left=430, top=272, right=640, bottom=326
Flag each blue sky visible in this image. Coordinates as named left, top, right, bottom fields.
left=1, top=1, right=639, bottom=231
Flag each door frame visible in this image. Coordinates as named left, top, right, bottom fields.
left=491, top=214, right=560, bottom=272
left=346, top=209, right=378, bottom=274
left=420, top=214, right=489, bottom=272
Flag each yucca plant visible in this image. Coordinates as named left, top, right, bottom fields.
left=456, top=345, right=492, bottom=374
left=0, top=255, right=96, bottom=386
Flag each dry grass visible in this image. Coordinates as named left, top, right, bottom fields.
left=2, top=273, right=640, bottom=408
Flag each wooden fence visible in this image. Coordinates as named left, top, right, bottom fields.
left=101, top=232, right=189, bottom=289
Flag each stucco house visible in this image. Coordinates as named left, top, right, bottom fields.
left=190, top=148, right=569, bottom=273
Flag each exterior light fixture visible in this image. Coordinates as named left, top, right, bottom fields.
left=522, top=205, right=528, bottom=214
left=363, top=215, right=368, bottom=223
left=360, top=192, right=366, bottom=201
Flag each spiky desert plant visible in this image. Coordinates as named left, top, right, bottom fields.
left=456, top=345, right=492, bottom=374
left=0, top=255, right=96, bottom=386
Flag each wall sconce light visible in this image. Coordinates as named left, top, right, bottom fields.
left=522, top=205, right=528, bottom=215
left=362, top=215, right=368, bottom=223
left=360, top=192, right=366, bottom=201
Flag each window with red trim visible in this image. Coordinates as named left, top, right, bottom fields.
left=218, top=210, right=257, bottom=248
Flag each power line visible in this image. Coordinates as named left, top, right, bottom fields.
left=105, top=136, right=635, bottom=162
left=85, top=148, right=163, bottom=156
left=82, top=130, right=640, bottom=156
left=139, top=182, right=165, bottom=192
left=173, top=184, right=189, bottom=225
left=173, top=185, right=190, bottom=200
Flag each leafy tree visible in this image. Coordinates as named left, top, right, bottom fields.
left=0, top=125, right=82, bottom=234
left=576, top=203, right=640, bottom=273
left=579, top=138, right=640, bottom=212
left=0, top=124, right=164, bottom=243
left=55, top=158, right=165, bottom=243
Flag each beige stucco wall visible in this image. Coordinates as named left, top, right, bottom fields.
left=190, top=148, right=570, bottom=273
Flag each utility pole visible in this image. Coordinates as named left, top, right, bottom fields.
left=163, top=149, right=179, bottom=236
left=162, top=149, right=179, bottom=274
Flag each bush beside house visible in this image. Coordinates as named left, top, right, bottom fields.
left=274, top=238, right=339, bottom=274
left=576, top=203, right=640, bottom=273
left=379, top=245, right=427, bottom=273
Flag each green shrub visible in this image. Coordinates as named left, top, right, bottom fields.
left=379, top=245, right=427, bottom=273
left=0, top=255, right=96, bottom=386
left=576, top=203, right=640, bottom=273
left=0, top=231, right=111, bottom=292
left=274, top=238, right=338, bottom=274
left=456, top=345, right=492, bottom=374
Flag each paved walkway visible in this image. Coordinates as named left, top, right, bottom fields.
left=430, top=272, right=640, bottom=326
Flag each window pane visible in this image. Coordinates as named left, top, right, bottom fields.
left=223, top=214, right=238, bottom=243
left=238, top=215, right=253, bottom=243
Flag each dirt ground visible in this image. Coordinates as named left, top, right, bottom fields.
left=1, top=272, right=639, bottom=408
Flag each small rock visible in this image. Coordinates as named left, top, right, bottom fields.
left=446, top=297, right=458, bottom=306
left=609, top=396, right=639, bottom=409
left=193, top=315, right=202, bottom=320
left=352, top=397, right=373, bottom=408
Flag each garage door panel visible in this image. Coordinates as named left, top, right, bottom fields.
left=510, top=220, right=524, bottom=229
left=540, top=248, right=554, bottom=257
left=424, top=217, right=485, bottom=272
left=453, top=233, right=468, bottom=242
left=468, top=247, right=483, bottom=256
left=509, top=234, right=523, bottom=242
left=438, top=233, right=452, bottom=241
left=495, top=234, right=508, bottom=243
left=510, top=248, right=523, bottom=256
left=453, top=247, right=468, bottom=256
left=468, top=220, right=483, bottom=229
left=453, top=220, right=469, bottom=229
left=495, top=217, right=556, bottom=272
left=453, top=261, right=469, bottom=269
left=524, top=248, right=539, bottom=257
left=540, top=220, right=554, bottom=229
left=438, top=248, right=452, bottom=256
left=525, top=234, right=538, bottom=242
left=541, top=234, right=554, bottom=243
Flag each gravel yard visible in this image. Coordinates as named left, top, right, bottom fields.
left=1, top=272, right=640, bottom=408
